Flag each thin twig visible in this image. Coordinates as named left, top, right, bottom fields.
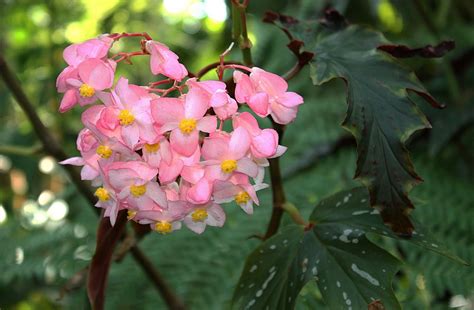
left=0, top=144, right=43, bottom=156
left=283, top=62, right=304, bottom=81
left=0, top=53, right=185, bottom=310
left=130, top=246, right=186, bottom=310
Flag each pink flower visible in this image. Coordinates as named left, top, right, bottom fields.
left=201, top=127, right=258, bottom=181
left=60, top=126, right=138, bottom=185
left=186, top=78, right=237, bottom=120
left=59, top=128, right=102, bottom=184
left=145, top=40, right=188, bottom=81
left=183, top=202, right=226, bottom=234
left=81, top=105, right=141, bottom=158
left=151, top=93, right=217, bottom=157
left=59, top=58, right=115, bottom=112
left=105, top=161, right=167, bottom=212
left=98, top=77, right=156, bottom=149
left=131, top=183, right=190, bottom=234
left=232, top=112, right=287, bottom=158
left=233, top=67, right=304, bottom=124
left=213, top=174, right=268, bottom=214
left=93, top=166, right=125, bottom=226
left=63, top=35, right=113, bottom=67
left=141, top=139, right=185, bottom=184
left=180, top=166, right=213, bottom=204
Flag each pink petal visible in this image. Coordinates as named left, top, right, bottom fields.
left=60, top=157, right=85, bottom=166
left=278, top=91, right=304, bottom=108
left=115, top=77, right=141, bottom=105
left=197, top=116, right=217, bottom=133
left=147, top=182, right=168, bottom=208
left=181, top=165, right=205, bottom=183
left=232, top=112, right=260, bottom=135
left=236, top=157, right=258, bottom=177
left=240, top=201, right=254, bottom=214
left=158, top=156, right=183, bottom=184
left=121, top=124, right=140, bottom=149
left=151, top=97, right=184, bottom=125
left=206, top=203, right=226, bottom=227
left=212, top=182, right=240, bottom=204
left=184, top=89, right=209, bottom=119
left=270, top=103, right=298, bottom=125
left=251, top=129, right=278, bottom=158
left=229, top=127, right=250, bottom=159
left=210, top=91, right=228, bottom=107
left=81, top=164, right=99, bottom=180
left=251, top=67, right=288, bottom=94
left=233, top=71, right=254, bottom=103
left=271, top=145, right=287, bottom=158
left=159, top=138, right=172, bottom=165
left=201, top=136, right=228, bottom=160
left=184, top=218, right=206, bottom=234
left=187, top=178, right=212, bottom=204
left=170, top=129, right=198, bottom=157
left=63, top=44, right=81, bottom=66
left=247, top=92, right=270, bottom=117
left=59, top=89, right=78, bottom=112
left=56, top=66, right=77, bottom=93
left=78, top=59, right=114, bottom=90
left=213, top=99, right=237, bottom=120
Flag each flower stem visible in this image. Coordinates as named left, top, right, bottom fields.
left=264, top=121, right=287, bottom=240
left=281, top=202, right=308, bottom=226
left=231, top=0, right=253, bottom=66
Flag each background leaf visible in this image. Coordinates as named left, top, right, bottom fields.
left=264, top=10, right=446, bottom=236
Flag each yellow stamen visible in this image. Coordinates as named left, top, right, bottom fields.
left=221, top=159, right=237, bottom=173
left=235, top=191, right=251, bottom=205
left=178, top=118, right=197, bottom=134
left=79, top=84, right=95, bottom=98
left=94, top=187, right=110, bottom=201
left=118, top=109, right=135, bottom=126
left=191, top=209, right=208, bottom=222
left=155, top=221, right=173, bottom=234
left=127, top=210, right=137, bottom=220
left=96, top=145, right=112, bottom=159
left=130, top=184, right=147, bottom=197
left=144, top=143, right=160, bottom=153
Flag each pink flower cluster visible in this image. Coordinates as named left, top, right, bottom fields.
left=57, top=34, right=303, bottom=234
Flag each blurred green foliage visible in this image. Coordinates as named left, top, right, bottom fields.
left=0, top=0, right=473, bottom=309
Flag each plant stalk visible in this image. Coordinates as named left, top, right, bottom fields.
left=231, top=0, right=253, bottom=66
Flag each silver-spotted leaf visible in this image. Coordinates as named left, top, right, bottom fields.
left=233, top=187, right=466, bottom=309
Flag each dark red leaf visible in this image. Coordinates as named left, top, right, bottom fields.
left=87, top=211, right=128, bottom=310
left=378, top=41, right=455, bottom=58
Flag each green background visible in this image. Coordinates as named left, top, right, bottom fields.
left=0, top=0, right=472, bottom=309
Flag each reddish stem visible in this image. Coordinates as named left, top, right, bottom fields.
left=223, top=64, right=252, bottom=72
left=109, top=32, right=152, bottom=41
left=149, top=79, right=174, bottom=87
left=196, top=61, right=243, bottom=79
left=112, top=51, right=149, bottom=64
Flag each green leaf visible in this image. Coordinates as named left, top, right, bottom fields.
left=264, top=10, right=445, bottom=236
left=232, top=187, right=466, bottom=310
left=311, top=187, right=467, bottom=265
